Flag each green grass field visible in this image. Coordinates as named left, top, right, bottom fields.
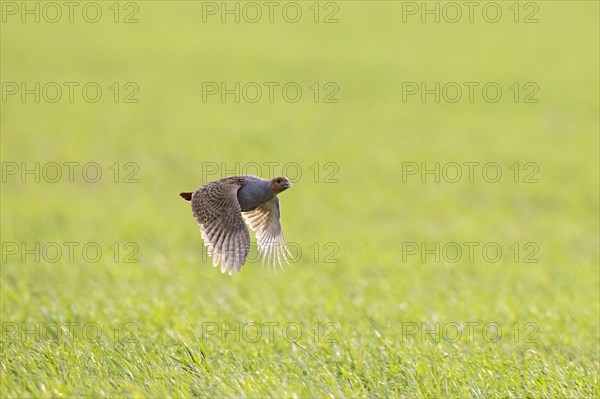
left=1, top=1, right=599, bottom=397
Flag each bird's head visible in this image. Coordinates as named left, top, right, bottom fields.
left=270, top=176, right=292, bottom=194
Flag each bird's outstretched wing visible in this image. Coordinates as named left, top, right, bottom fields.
left=191, top=180, right=250, bottom=274
left=242, top=197, right=291, bottom=271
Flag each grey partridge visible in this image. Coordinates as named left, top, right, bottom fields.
left=180, top=176, right=292, bottom=274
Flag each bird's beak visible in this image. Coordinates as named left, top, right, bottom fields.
left=283, top=181, right=292, bottom=189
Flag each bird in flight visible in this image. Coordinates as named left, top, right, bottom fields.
left=180, top=175, right=292, bottom=274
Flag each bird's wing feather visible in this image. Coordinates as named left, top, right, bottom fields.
left=192, top=181, right=250, bottom=274
left=242, top=196, right=290, bottom=270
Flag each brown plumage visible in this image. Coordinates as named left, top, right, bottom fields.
left=180, top=175, right=292, bottom=274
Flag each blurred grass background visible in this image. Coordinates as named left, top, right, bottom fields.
left=1, top=1, right=599, bottom=397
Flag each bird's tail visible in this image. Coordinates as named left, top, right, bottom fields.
left=179, top=192, right=193, bottom=201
